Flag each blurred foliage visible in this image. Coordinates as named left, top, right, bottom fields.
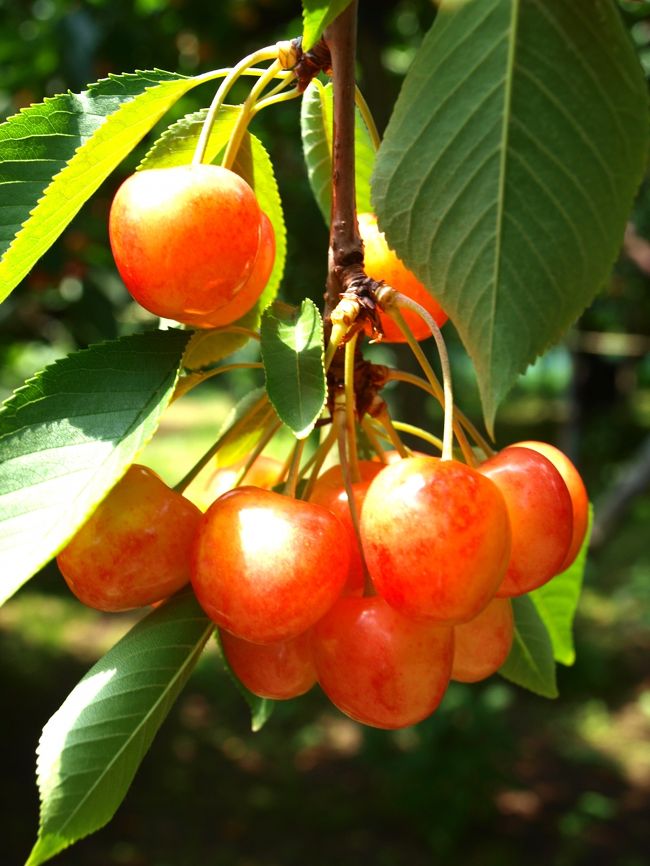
left=1, top=1, right=650, bottom=865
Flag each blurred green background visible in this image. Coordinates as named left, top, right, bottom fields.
left=1, top=1, right=649, bottom=864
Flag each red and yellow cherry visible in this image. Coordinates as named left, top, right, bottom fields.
left=184, top=454, right=283, bottom=512
left=480, top=446, right=573, bottom=596
left=357, top=212, right=447, bottom=343
left=451, top=597, right=514, bottom=683
left=309, top=461, right=383, bottom=595
left=191, top=487, right=350, bottom=644
left=109, top=164, right=268, bottom=325
left=57, top=464, right=202, bottom=611
left=189, top=211, right=275, bottom=328
left=312, top=595, right=454, bottom=729
left=219, top=628, right=316, bottom=700
left=360, top=457, right=511, bottom=624
left=516, top=441, right=588, bottom=571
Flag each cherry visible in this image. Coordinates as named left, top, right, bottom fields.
left=220, top=628, right=316, bottom=700
left=360, top=456, right=511, bottom=624
left=191, top=487, right=350, bottom=644
left=184, top=453, right=283, bottom=512
left=109, top=164, right=268, bottom=325
left=357, top=212, right=447, bottom=343
left=189, top=211, right=275, bottom=328
left=451, top=597, right=514, bottom=683
left=57, top=465, right=202, bottom=611
left=309, top=460, right=384, bottom=595
left=312, top=595, right=454, bottom=729
left=480, top=446, right=573, bottom=596
left=516, top=441, right=588, bottom=571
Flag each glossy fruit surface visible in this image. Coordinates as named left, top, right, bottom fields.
left=184, top=454, right=283, bottom=512
left=451, top=597, right=514, bottom=683
left=191, top=487, right=350, bottom=644
left=358, top=212, right=447, bottom=343
left=516, top=441, right=588, bottom=571
left=220, top=628, right=316, bottom=700
left=109, top=164, right=264, bottom=324
left=480, top=447, right=573, bottom=596
left=190, top=211, right=275, bottom=328
left=360, top=457, right=511, bottom=624
left=309, top=461, right=383, bottom=595
left=312, top=595, right=454, bottom=729
left=57, top=465, right=202, bottom=611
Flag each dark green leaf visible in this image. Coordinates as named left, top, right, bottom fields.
left=373, top=0, right=649, bottom=432
left=0, top=330, right=189, bottom=606
left=302, top=0, right=354, bottom=50
left=260, top=300, right=326, bottom=439
left=215, top=631, right=275, bottom=732
left=499, top=595, right=558, bottom=698
left=531, top=505, right=593, bottom=665
left=26, top=592, right=213, bottom=866
left=0, top=70, right=208, bottom=301
left=300, top=80, right=375, bottom=223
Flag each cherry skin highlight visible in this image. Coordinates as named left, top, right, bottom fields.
left=191, top=487, right=351, bottom=644
left=109, top=164, right=265, bottom=324
left=189, top=211, right=276, bottom=328
left=357, top=212, right=447, bottom=343
left=451, top=597, right=514, bottom=683
left=57, top=465, right=202, bottom=611
left=360, top=457, right=511, bottom=624
left=516, top=440, right=588, bottom=571
left=309, top=461, right=383, bottom=595
left=312, top=595, right=454, bottom=729
left=480, top=446, right=573, bottom=596
left=220, top=628, right=316, bottom=700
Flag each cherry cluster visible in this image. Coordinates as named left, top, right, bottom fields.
left=57, top=443, right=587, bottom=731
left=56, top=163, right=588, bottom=730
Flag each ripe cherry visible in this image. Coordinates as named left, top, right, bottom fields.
left=357, top=212, right=447, bottom=343
left=360, top=457, right=511, bottom=624
left=312, top=595, right=454, bottom=729
left=191, top=487, right=350, bottom=644
left=220, top=628, right=316, bottom=700
left=516, top=441, right=588, bottom=571
left=109, top=164, right=268, bottom=325
left=57, top=465, right=202, bottom=611
left=189, top=211, right=275, bottom=328
left=480, top=446, right=573, bottom=596
left=309, top=461, right=383, bottom=595
left=451, top=597, right=514, bottom=683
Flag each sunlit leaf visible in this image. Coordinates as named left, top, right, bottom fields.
left=302, top=0, right=354, bottom=50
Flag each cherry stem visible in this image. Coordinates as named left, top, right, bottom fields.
left=390, top=420, right=444, bottom=454
left=324, top=321, right=350, bottom=372
left=233, top=418, right=282, bottom=487
left=283, top=438, right=306, bottom=498
left=222, top=57, right=284, bottom=170
left=192, top=45, right=280, bottom=166
left=375, top=404, right=410, bottom=458
left=173, top=394, right=269, bottom=493
left=354, top=85, right=381, bottom=151
left=344, top=333, right=361, bottom=483
left=250, top=77, right=300, bottom=116
left=379, top=290, right=454, bottom=462
left=300, top=423, right=338, bottom=501
left=360, top=416, right=388, bottom=463
left=385, top=370, right=480, bottom=465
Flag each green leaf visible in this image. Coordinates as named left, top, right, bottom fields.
left=214, top=387, right=273, bottom=468
left=300, top=79, right=375, bottom=223
left=531, top=505, right=593, bottom=666
left=144, top=113, right=286, bottom=355
left=260, top=300, right=326, bottom=439
left=26, top=592, right=213, bottom=866
left=372, top=0, right=649, bottom=432
left=499, top=595, right=558, bottom=698
left=215, top=631, right=275, bottom=732
left=0, top=330, right=189, bottom=607
left=0, top=70, right=208, bottom=302
left=301, top=0, right=354, bottom=50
